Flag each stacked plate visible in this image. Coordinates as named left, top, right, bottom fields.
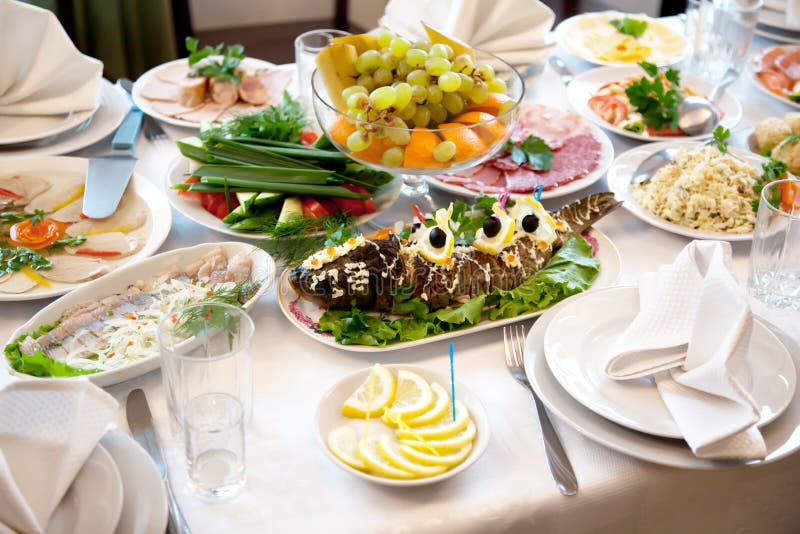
left=46, top=429, right=167, bottom=534
left=523, top=287, right=800, bottom=469
left=0, top=80, right=129, bottom=160
left=756, top=0, right=800, bottom=43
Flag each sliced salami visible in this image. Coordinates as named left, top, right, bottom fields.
left=532, top=133, right=601, bottom=190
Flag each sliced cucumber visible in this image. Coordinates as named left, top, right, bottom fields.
left=252, top=192, right=284, bottom=208
left=277, top=196, right=303, bottom=226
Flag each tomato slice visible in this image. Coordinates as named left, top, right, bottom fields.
left=300, top=130, right=318, bottom=146
left=780, top=181, right=800, bottom=212
left=333, top=184, right=375, bottom=217
left=758, top=69, right=792, bottom=96
left=588, top=95, right=628, bottom=126
left=646, top=125, right=685, bottom=137
left=178, top=176, right=202, bottom=200
left=302, top=197, right=331, bottom=218
left=200, top=192, right=239, bottom=219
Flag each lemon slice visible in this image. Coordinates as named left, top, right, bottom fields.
left=399, top=442, right=473, bottom=467
left=396, top=400, right=470, bottom=441
left=327, top=426, right=367, bottom=471
left=401, top=420, right=477, bottom=453
left=383, top=382, right=449, bottom=428
left=386, top=370, right=435, bottom=419
left=357, top=437, right=415, bottom=479
left=341, top=364, right=396, bottom=418
left=377, top=435, right=448, bottom=478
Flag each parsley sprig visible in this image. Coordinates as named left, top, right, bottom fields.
left=1, top=210, right=44, bottom=226
left=713, top=126, right=730, bottom=153
left=610, top=17, right=648, bottom=38
left=503, top=136, right=554, bottom=171
left=625, top=62, right=683, bottom=132
left=752, top=159, right=788, bottom=212
left=185, top=37, right=245, bottom=84
left=0, top=247, right=51, bottom=276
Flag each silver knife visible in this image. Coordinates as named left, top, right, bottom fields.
left=126, top=388, right=191, bottom=534
left=83, top=80, right=143, bottom=219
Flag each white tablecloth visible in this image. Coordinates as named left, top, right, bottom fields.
left=3, top=35, right=800, bottom=534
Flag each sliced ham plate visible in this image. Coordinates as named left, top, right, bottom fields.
left=433, top=101, right=602, bottom=195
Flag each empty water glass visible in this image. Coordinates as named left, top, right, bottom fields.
left=748, top=178, right=800, bottom=311
left=185, top=392, right=245, bottom=500
left=158, top=303, right=254, bottom=499
left=684, top=0, right=762, bottom=81
left=295, top=29, right=350, bottom=109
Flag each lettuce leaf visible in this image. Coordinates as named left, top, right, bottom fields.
left=317, top=236, right=599, bottom=346
left=488, top=236, right=599, bottom=319
left=4, top=322, right=99, bottom=378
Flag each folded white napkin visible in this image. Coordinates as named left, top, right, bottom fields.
left=606, top=241, right=766, bottom=460
left=0, top=0, right=103, bottom=116
left=0, top=374, right=118, bottom=533
left=380, top=0, right=555, bottom=69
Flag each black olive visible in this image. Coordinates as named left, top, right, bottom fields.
left=429, top=227, right=447, bottom=248
left=522, top=214, right=539, bottom=233
left=411, top=222, right=421, bottom=230
left=482, top=216, right=501, bottom=238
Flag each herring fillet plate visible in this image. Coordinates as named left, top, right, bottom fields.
left=165, top=155, right=403, bottom=240
left=424, top=121, right=615, bottom=200
left=0, top=156, right=172, bottom=301
left=276, top=228, right=621, bottom=352
left=746, top=53, right=800, bottom=111
left=4, top=242, right=276, bottom=386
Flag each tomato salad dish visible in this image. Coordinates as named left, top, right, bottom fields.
left=588, top=61, right=702, bottom=137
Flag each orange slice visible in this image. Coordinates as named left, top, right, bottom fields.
left=404, top=127, right=449, bottom=169
left=467, top=93, right=513, bottom=115
left=437, top=123, right=488, bottom=162
left=452, top=111, right=507, bottom=145
left=328, top=115, right=356, bottom=146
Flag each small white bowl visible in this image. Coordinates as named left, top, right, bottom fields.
left=316, top=364, right=490, bottom=487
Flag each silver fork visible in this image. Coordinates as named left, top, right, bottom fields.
left=503, top=325, right=578, bottom=496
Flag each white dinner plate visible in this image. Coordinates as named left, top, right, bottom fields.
left=132, top=58, right=293, bottom=129
left=165, top=155, right=403, bottom=240
left=316, top=364, right=490, bottom=486
left=0, top=156, right=172, bottom=301
left=543, top=286, right=796, bottom=438
left=0, top=80, right=128, bottom=159
left=0, top=93, right=101, bottom=146
left=4, top=241, right=275, bottom=386
left=754, top=24, right=800, bottom=44
left=555, top=12, right=689, bottom=67
left=277, top=227, right=621, bottom=352
left=566, top=65, right=743, bottom=142
left=100, top=429, right=168, bottom=534
left=759, top=6, right=800, bottom=32
left=424, top=121, right=615, bottom=200
left=46, top=444, right=123, bottom=534
left=607, top=141, right=758, bottom=241
left=525, top=298, right=800, bottom=469
left=746, top=52, right=800, bottom=111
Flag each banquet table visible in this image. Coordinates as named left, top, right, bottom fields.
left=3, top=34, right=800, bottom=534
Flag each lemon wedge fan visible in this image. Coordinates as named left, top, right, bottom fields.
left=341, top=364, right=396, bottom=418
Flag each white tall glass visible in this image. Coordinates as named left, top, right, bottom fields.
left=158, top=303, right=254, bottom=500
left=748, top=178, right=800, bottom=311
left=685, top=0, right=762, bottom=81
left=295, top=29, right=350, bottom=111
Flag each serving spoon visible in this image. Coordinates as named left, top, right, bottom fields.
left=677, top=67, right=739, bottom=136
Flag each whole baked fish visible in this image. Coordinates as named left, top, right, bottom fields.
left=288, top=192, right=620, bottom=311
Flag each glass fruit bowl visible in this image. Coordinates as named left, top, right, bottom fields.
left=310, top=52, right=524, bottom=176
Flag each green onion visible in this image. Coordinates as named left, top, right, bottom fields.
left=197, top=177, right=369, bottom=198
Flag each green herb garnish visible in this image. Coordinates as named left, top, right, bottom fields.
left=504, top=136, right=553, bottom=171
left=625, top=61, right=683, bottom=131
left=713, top=126, right=730, bottom=153
left=200, top=92, right=308, bottom=142
left=623, top=121, right=645, bottom=133
left=259, top=211, right=356, bottom=266
left=0, top=210, right=45, bottom=225
left=610, top=17, right=648, bottom=38
left=0, top=246, right=51, bottom=276
left=752, top=158, right=788, bottom=212
left=790, top=94, right=800, bottom=103
left=185, top=37, right=245, bottom=84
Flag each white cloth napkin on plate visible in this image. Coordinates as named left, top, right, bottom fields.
left=380, top=0, right=555, bottom=69
left=0, top=0, right=103, bottom=116
left=606, top=241, right=766, bottom=460
left=0, top=374, right=117, bottom=534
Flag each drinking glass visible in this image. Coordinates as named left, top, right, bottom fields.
left=748, top=178, right=800, bottom=311
left=158, top=303, right=254, bottom=499
left=684, top=0, right=762, bottom=81
left=295, top=29, right=350, bottom=110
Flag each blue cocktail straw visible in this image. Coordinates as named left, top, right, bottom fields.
left=449, top=342, right=456, bottom=421
left=534, top=184, right=543, bottom=201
